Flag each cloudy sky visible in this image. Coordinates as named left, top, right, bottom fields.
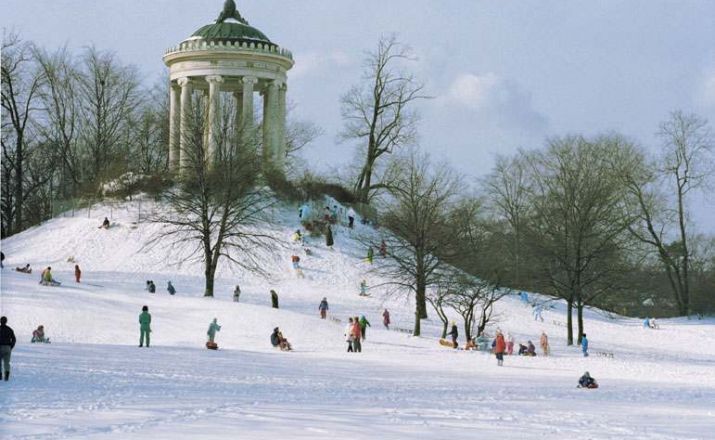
left=4, top=0, right=715, bottom=230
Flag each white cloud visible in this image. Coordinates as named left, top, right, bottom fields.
left=444, top=72, right=547, bottom=133
left=291, top=50, right=353, bottom=79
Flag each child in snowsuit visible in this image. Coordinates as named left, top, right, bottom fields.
left=167, top=281, right=176, bottom=295
left=581, top=333, right=589, bottom=357
left=382, top=309, right=390, bottom=329
left=319, top=298, right=329, bottom=319
left=359, top=315, right=371, bottom=340
left=345, top=318, right=355, bottom=352
left=578, top=371, right=598, bottom=389
left=494, top=330, right=506, bottom=366
left=359, top=280, right=368, bottom=296
left=31, top=325, right=49, bottom=343
left=207, top=318, right=221, bottom=344
left=540, top=331, right=550, bottom=356
left=75, top=264, right=81, bottom=283
left=139, top=306, right=151, bottom=347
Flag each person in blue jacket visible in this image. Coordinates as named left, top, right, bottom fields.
left=581, top=333, right=589, bottom=357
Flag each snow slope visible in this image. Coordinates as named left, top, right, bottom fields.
left=1, top=200, right=714, bottom=439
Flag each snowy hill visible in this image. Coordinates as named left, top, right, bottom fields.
left=1, top=200, right=714, bottom=439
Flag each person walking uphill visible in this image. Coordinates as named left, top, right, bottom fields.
left=74, top=264, right=81, bottom=283
left=359, top=315, right=371, bottom=340
left=139, top=306, right=152, bottom=347
left=319, top=297, right=329, bottom=319
left=494, top=330, right=506, bottom=366
left=0, top=316, right=16, bottom=381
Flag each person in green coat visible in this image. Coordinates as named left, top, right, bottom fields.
left=139, top=305, right=151, bottom=347
left=359, top=315, right=371, bottom=340
left=207, top=318, right=221, bottom=343
left=366, top=247, right=374, bottom=264
left=325, top=225, right=334, bottom=248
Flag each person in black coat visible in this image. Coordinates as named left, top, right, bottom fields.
left=448, top=322, right=459, bottom=349
left=0, top=316, right=16, bottom=381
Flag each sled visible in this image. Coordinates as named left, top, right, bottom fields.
left=206, top=341, right=218, bottom=350
left=439, top=338, right=458, bottom=348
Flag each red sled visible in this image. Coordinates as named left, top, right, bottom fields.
left=206, top=341, right=218, bottom=350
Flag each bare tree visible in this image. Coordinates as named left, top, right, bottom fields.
left=340, top=35, right=426, bottom=203
left=524, top=135, right=636, bottom=344
left=622, top=112, right=713, bottom=316
left=482, top=153, right=531, bottom=286
left=444, top=274, right=509, bottom=342
left=33, top=45, right=83, bottom=197
left=149, top=100, right=277, bottom=297
left=368, top=151, right=461, bottom=336
left=1, top=31, right=43, bottom=235
left=427, top=283, right=454, bottom=339
left=77, top=46, right=141, bottom=184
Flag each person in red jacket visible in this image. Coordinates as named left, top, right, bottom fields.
left=351, top=316, right=362, bottom=353
left=75, top=264, right=81, bottom=283
left=494, top=330, right=506, bottom=366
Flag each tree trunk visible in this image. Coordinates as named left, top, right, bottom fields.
left=416, top=281, right=428, bottom=319
left=204, top=261, right=216, bottom=297
left=14, top=133, right=23, bottom=233
left=576, top=303, right=584, bottom=344
left=413, top=307, right=421, bottom=336
left=566, top=300, right=574, bottom=345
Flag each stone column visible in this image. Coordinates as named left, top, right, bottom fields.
left=233, top=90, right=243, bottom=147
left=262, top=80, right=280, bottom=170
left=240, top=76, right=257, bottom=146
left=206, top=75, right=224, bottom=165
left=177, top=77, right=193, bottom=173
left=275, top=82, right=287, bottom=173
left=168, top=83, right=181, bottom=172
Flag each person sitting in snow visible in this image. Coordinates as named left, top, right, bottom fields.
left=146, top=280, right=156, bottom=293
left=207, top=318, right=221, bottom=344
left=100, top=217, right=110, bottom=229
left=270, top=327, right=292, bottom=351
left=167, top=281, right=176, bottom=295
left=518, top=343, right=528, bottom=356
left=39, top=266, right=60, bottom=286
left=16, top=264, right=32, bottom=274
left=578, top=371, right=598, bottom=389
left=31, top=325, right=50, bottom=343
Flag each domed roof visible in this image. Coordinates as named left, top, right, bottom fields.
left=188, top=21, right=273, bottom=45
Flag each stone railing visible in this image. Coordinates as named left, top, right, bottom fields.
left=164, top=40, right=293, bottom=60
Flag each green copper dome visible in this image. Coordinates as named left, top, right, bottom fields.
left=189, top=22, right=273, bottom=45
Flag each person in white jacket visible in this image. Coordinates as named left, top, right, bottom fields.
left=347, top=207, right=357, bottom=229
left=345, top=317, right=355, bottom=352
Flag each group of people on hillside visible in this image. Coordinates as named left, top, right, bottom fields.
left=145, top=280, right=175, bottom=295
left=344, top=315, right=371, bottom=352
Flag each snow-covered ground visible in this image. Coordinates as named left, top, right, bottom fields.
left=1, top=201, right=714, bottom=439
